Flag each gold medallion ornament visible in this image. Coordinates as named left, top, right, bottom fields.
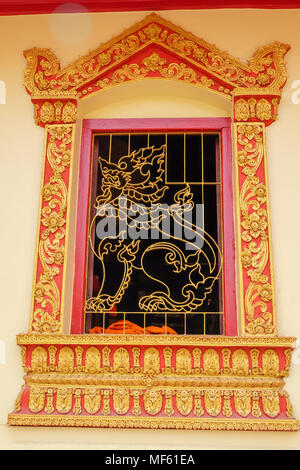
left=85, top=347, right=101, bottom=374
left=144, top=390, right=163, bottom=416
left=56, top=389, right=73, bottom=414
left=84, top=389, right=101, bottom=415
left=176, top=390, right=193, bottom=416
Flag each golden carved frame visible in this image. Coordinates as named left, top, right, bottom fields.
left=8, top=13, right=300, bottom=430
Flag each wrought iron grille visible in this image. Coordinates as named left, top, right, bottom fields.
left=85, top=133, right=223, bottom=335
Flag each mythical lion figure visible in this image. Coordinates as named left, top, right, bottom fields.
left=85, top=144, right=222, bottom=314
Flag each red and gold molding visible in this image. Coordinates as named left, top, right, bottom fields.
left=23, top=14, right=289, bottom=106
left=30, top=124, right=75, bottom=333
left=9, top=13, right=299, bottom=430
left=233, top=89, right=281, bottom=127
left=233, top=118, right=276, bottom=335
left=7, top=336, right=299, bottom=430
left=32, top=98, right=78, bottom=127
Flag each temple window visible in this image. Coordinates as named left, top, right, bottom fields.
left=85, top=131, right=224, bottom=335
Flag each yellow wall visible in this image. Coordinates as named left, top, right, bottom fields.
left=0, top=8, right=300, bottom=449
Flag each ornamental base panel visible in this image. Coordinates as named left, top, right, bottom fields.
left=8, top=415, right=300, bottom=431
left=8, top=335, right=300, bottom=431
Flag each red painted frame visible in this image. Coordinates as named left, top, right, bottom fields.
left=71, top=118, right=237, bottom=335
left=1, top=1, right=300, bottom=16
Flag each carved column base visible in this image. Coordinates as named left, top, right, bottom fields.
left=8, top=334, right=300, bottom=431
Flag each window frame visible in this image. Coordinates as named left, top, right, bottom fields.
left=71, top=117, right=237, bottom=335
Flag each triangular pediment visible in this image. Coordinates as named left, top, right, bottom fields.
left=24, top=13, right=290, bottom=100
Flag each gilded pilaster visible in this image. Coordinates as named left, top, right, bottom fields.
left=233, top=89, right=279, bottom=335
left=30, top=118, right=76, bottom=333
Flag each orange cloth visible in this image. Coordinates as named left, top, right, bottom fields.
left=109, top=303, right=118, bottom=317
left=89, top=319, right=177, bottom=335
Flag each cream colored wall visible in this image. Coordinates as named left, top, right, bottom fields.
left=0, top=8, right=300, bottom=450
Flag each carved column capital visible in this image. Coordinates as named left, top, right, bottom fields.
left=31, top=96, right=78, bottom=127
left=232, top=88, right=281, bottom=126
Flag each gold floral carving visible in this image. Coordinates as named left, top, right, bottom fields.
left=162, top=347, right=173, bottom=373
left=48, top=345, right=57, bottom=371
left=235, top=97, right=275, bottom=122
left=94, top=52, right=209, bottom=94
left=84, top=389, right=101, bottom=414
left=45, top=388, right=55, bottom=414
left=223, top=391, right=233, bottom=417
left=192, top=348, right=202, bottom=374
left=101, top=389, right=112, bottom=415
left=262, top=349, right=280, bottom=377
left=14, top=385, right=25, bottom=413
left=113, top=388, right=130, bottom=415
left=203, top=349, right=219, bottom=375
left=29, top=387, right=45, bottom=413
left=144, top=347, right=160, bottom=375
left=144, top=390, right=163, bottom=415
left=281, top=390, right=294, bottom=419
left=40, top=101, right=55, bottom=123
left=251, top=391, right=262, bottom=418
left=221, top=348, right=231, bottom=374
left=56, top=388, right=73, bottom=414
left=20, top=346, right=29, bottom=373
left=282, top=349, right=292, bottom=377
left=235, top=99, right=250, bottom=121
left=58, top=347, right=74, bottom=373
left=131, top=390, right=142, bottom=415
left=164, top=390, right=175, bottom=416
left=256, top=99, right=272, bottom=121
left=262, top=391, right=280, bottom=418
left=22, top=341, right=292, bottom=379
left=31, top=125, right=74, bottom=333
left=75, top=346, right=84, bottom=372
left=176, top=390, right=193, bottom=416
left=24, top=14, right=289, bottom=105
left=7, top=414, right=300, bottom=431
left=20, top=342, right=293, bottom=379
left=194, top=390, right=204, bottom=417
left=250, top=348, right=261, bottom=375
left=113, top=347, right=130, bottom=374
left=85, top=347, right=101, bottom=374
left=21, top=385, right=296, bottom=418
left=131, top=347, right=141, bottom=372
left=31, top=346, right=48, bottom=373
left=234, top=390, right=252, bottom=417
left=24, top=47, right=60, bottom=95
left=232, top=349, right=249, bottom=375
left=102, top=346, right=111, bottom=372
left=73, top=389, right=82, bottom=415
left=235, top=123, right=276, bottom=335
left=9, top=338, right=300, bottom=431
left=16, top=334, right=296, bottom=347
left=11, top=331, right=298, bottom=433
left=176, top=348, right=192, bottom=375
left=61, top=102, right=77, bottom=123
left=33, top=100, right=78, bottom=126
left=54, top=101, right=63, bottom=120
left=204, top=390, right=222, bottom=416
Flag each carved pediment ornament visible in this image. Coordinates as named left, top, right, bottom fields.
left=23, top=13, right=289, bottom=126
